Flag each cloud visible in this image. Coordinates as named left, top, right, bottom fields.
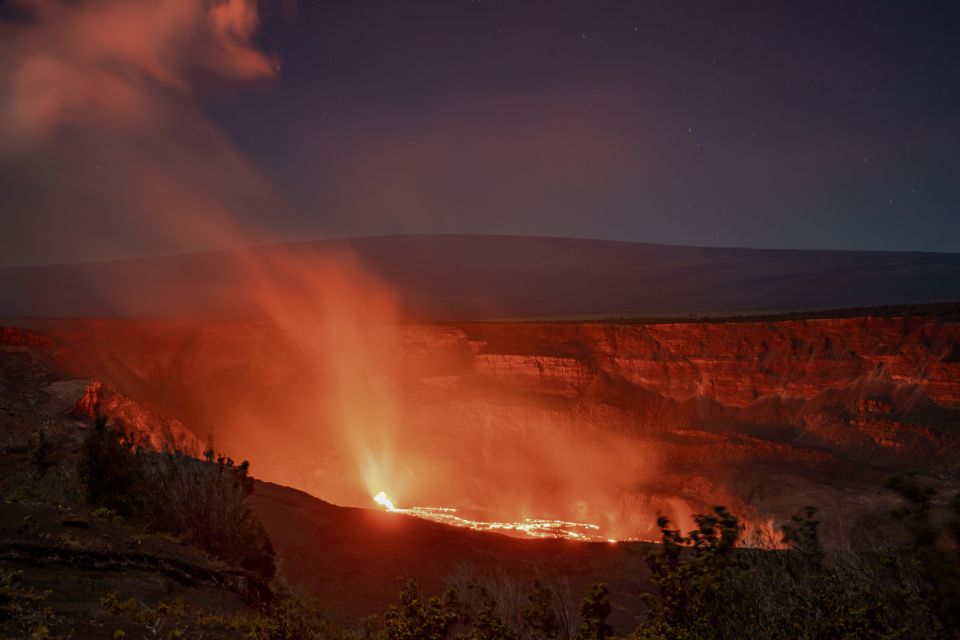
left=0, top=0, right=281, bottom=264
left=1, top=0, right=274, bottom=146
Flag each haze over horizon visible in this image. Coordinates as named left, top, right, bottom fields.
left=4, top=234, right=960, bottom=319
left=5, top=231, right=960, bottom=271
left=2, top=1, right=959, bottom=266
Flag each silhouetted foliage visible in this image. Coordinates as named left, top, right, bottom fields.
left=574, top=584, right=612, bottom=640
left=139, top=447, right=275, bottom=578
left=522, top=580, right=561, bottom=640
left=630, top=502, right=942, bottom=640
left=77, top=414, right=275, bottom=578
left=78, top=415, right=140, bottom=515
left=885, top=475, right=960, bottom=636
left=381, top=579, right=458, bottom=640
left=458, top=585, right=514, bottom=640
left=247, top=590, right=351, bottom=640
left=444, top=567, right=579, bottom=640
left=375, top=576, right=591, bottom=640
left=636, top=507, right=745, bottom=639
left=780, top=506, right=821, bottom=559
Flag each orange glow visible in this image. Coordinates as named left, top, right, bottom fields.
left=373, top=491, right=398, bottom=512
left=30, top=308, right=799, bottom=543
left=371, top=491, right=611, bottom=542
left=0, top=0, right=770, bottom=540
left=0, top=0, right=684, bottom=544
left=0, top=0, right=794, bottom=547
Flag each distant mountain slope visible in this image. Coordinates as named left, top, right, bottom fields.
left=2, top=235, right=960, bottom=319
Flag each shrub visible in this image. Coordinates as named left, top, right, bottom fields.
left=139, top=448, right=275, bottom=578
left=630, top=503, right=941, bottom=640
left=77, top=415, right=141, bottom=515
left=444, top=567, right=580, bottom=640
left=381, top=579, right=458, bottom=640
left=78, top=415, right=275, bottom=578
left=521, top=580, right=561, bottom=640
left=574, top=584, right=612, bottom=640
left=247, top=591, right=351, bottom=640
left=0, top=569, right=52, bottom=637
left=375, top=574, right=607, bottom=640
left=885, top=475, right=960, bottom=636
left=457, top=585, right=514, bottom=640
left=636, top=507, right=743, bottom=639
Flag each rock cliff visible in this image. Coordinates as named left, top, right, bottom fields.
left=6, top=314, right=959, bottom=543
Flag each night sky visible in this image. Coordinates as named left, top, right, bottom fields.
left=2, top=0, right=960, bottom=265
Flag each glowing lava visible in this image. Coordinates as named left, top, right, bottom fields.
left=372, top=491, right=605, bottom=541
left=373, top=491, right=398, bottom=512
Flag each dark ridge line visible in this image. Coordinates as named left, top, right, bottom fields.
left=439, top=302, right=960, bottom=325
left=3, top=233, right=960, bottom=270
left=4, top=302, right=960, bottom=327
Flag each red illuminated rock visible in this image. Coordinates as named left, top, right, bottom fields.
left=6, top=313, right=959, bottom=544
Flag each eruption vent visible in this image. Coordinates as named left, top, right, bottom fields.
left=373, top=491, right=398, bottom=512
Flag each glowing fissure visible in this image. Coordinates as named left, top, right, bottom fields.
left=372, top=491, right=608, bottom=541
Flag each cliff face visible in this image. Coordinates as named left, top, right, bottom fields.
left=423, top=319, right=960, bottom=533
left=0, top=326, right=199, bottom=452
left=8, top=315, right=960, bottom=543
left=396, top=318, right=960, bottom=467
left=457, top=318, right=960, bottom=408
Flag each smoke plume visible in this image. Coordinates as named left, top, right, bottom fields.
left=0, top=0, right=280, bottom=264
